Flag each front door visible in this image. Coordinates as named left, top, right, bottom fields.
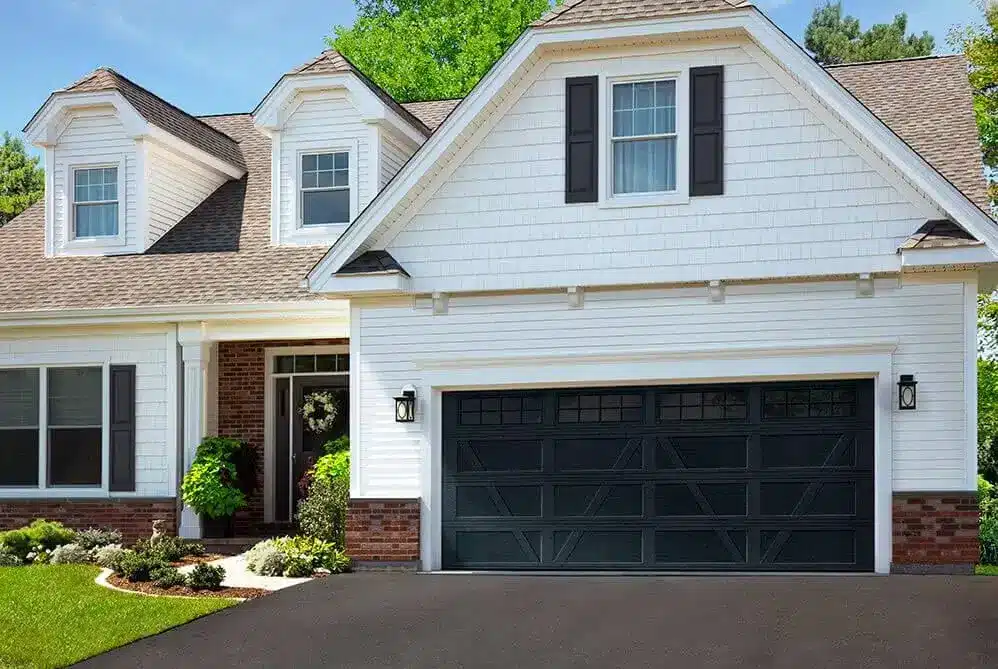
left=292, top=376, right=349, bottom=509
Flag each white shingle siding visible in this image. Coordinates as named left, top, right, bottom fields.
left=0, top=329, right=174, bottom=497
left=52, top=111, right=138, bottom=254
left=380, top=131, right=417, bottom=189
left=353, top=277, right=973, bottom=497
left=383, top=44, right=941, bottom=292
left=145, top=143, right=228, bottom=247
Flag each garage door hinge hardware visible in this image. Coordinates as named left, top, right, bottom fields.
left=708, top=280, right=724, bottom=303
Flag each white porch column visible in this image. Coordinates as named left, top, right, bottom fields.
left=178, top=339, right=217, bottom=539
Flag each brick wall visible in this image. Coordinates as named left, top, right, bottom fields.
left=0, top=498, right=176, bottom=544
left=216, top=338, right=348, bottom=534
left=346, top=499, right=421, bottom=566
left=893, top=493, right=979, bottom=570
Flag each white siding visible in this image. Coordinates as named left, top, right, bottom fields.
left=0, top=329, right=174, bottom=497
left=354, top=278, right=972, bottom=497
left=52, top=111, right=138, bottom=254
left=384, top=43, right=941, bottom=292
left=145, top=143, right=227, bottom=247
left=380, top=130, right=417, bottom=189
left=279, top=91, right=374, bottom=246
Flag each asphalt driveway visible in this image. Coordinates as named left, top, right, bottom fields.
left=80, top=573, right=998, bottom=668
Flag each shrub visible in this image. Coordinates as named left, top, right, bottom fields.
left=187, top=563, right=225, bottom=590
left=115, top=553, right=167, bottom=582
left=150, top=566, right=187, bottom=588
left=0, top=529, right=32, bottom=561
left=74, top=527, right=123, bottom=551
left=134, top=536, right=204, bottom=563
left=181, top=456, right=246, bottom=519
left=0, top=548, right=22, bottom=567
left=94, top=544, right=131, bottom=570
left=245, top=539, right=286, bottom=577
left=25, top=520, right=76, bottom=551
left=313, top=451, right=350, bottom=486
left=282, top=556, right=315, bottom=578
left=297, top=476, right=349, bottom=547
left=194, top=436, right=258, bottom=496
left=27, top=549, right=51, bottom=565
left=322, top=435, right=350, bottom=456
left=325, top=548, right=352, bottom=574
left=273, top=536, right=336, bottom=577
left=50, top=543, right=92, bottom=565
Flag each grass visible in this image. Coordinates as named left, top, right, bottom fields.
left=0, top=564, right=235, bottom=668
left=975, top=564, right=998, bottom=576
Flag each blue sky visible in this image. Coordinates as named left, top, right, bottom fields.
left=0, top=0, right=986, bottom=144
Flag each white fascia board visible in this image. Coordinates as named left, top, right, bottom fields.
left=307, top=6, right=998, bottom=283
left=900, top=244, right=998, bottom=268
left=145, top=126, right=245, bottom=180
left=312, top=271, right=411, bottom=296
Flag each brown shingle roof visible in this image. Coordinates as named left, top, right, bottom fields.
left=827, top=55, right=988, bottom=212
left=0, top=114, right=323, bottom=313
left=900, top=219, right=982, bottom=250
left=55, top=68, right=246, bottom=170
left=401, top=99, right=461, bottom=131
left=533, top=0, right=746, bottom=27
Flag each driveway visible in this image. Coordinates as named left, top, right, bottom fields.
left=80, top=574, right=998, bottom=668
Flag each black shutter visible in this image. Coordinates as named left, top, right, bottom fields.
left=109, top=365, right=136, bottom=492
left=565, top=76, right=599, bottom=203
left=690, top=66, right=724, bottom=196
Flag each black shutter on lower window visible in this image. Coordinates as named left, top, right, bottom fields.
left=565, top=76, right=599, bottom=203
left=109, top=365, right=136, bottom=492
left=690, top=66, right=724, bottom=196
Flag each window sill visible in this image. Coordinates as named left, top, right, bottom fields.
left=0, top=487, right=113, bottom=500
left=282, top=222, right=349, bottom=246
left=599, top=191, right=690, bottom=209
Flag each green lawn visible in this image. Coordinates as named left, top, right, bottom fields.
left=975, top=564, right=998, bottom=576
left=0, top=565, right=235, bottom=669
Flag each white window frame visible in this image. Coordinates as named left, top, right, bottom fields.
left=600, top=71, right=690, bottom=209
left=66, top=158, right=127, bottom=248
left=293, top=141, right=359, bottom=240
left=0, top=363, right=110, bottom=495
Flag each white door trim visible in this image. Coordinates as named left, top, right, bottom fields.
left=419, top=341, right=896, bottom=574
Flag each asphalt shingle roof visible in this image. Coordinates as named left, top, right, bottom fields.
left=533, top=0, right=746, bottom=27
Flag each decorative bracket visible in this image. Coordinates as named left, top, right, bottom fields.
left=708, top=280, right=725, bottom=303
left=856, top=273, right=874, bottom=298
left=432, top=291, right=449, bottom=315
left=567, top=286, right=584, bottom=309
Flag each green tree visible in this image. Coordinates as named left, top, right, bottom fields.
left=979, top=294, right=998, bottom=482
left=804, top=2, right=934, bottom=66
left=949, top=0, right=998, bottom=205
left=330, top=0, right=552, bottom=102
left=0, top=132, right=44, bottom=226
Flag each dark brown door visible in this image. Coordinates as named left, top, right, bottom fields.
left=291, top=376, right=349, bottom=511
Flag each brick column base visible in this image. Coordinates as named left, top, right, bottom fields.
left=0, top=498, right=177, bottom=544
left=892, top=493, right=979, bottom=574
left=346, top=499, right=420, bottom=569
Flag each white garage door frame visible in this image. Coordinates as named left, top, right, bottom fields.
left=418, top=339, right=897, bottom=574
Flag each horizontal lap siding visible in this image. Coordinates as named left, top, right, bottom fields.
left=355, top=279, right=969, bottom=497
left=53, top=113, right=138, bottom=251
left=145, top=143, right=227, bottom=247
left=380, top=131, right=417, bottom=190
left=385, top=44, right=939, bottom=292
left=0, top=331, right=173, bottom=496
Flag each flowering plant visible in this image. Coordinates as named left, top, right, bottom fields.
left=300, top=391, right=339, bottom=434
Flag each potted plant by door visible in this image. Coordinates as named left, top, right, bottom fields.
left=181, top=437, right=257, bottom=538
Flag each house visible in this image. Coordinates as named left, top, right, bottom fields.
left=0, top=0, right=991, bottom=574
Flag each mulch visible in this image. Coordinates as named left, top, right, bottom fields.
left=170, top=554, right=224, bottom=567
left=107, top=573, right=269, bottom=600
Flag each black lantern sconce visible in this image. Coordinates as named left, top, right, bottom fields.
left=395, top=385, right=416, bottom=423
left=898, top=374, right=917, bottom=411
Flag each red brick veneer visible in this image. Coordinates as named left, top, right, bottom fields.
left=892, top=493, right=979, bottom=567
left=346, top=499, right=421, bottom=565
left=0, top=498, right=176, bottom=544
left=216, top=338, right=348, bottom=534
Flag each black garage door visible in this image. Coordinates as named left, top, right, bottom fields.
left=442, top=380, right=874, bottom=571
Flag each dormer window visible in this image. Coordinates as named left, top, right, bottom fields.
left=73, top=166, right=119, bottom=238
left=301, top=152, right=349, bottom=226
left=611, top=79, right=678, bottom=195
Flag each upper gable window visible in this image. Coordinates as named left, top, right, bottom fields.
left=301, top=152, right=350, bottom=226
left=73, top=167, right=119, bottom=238
left=611, top=80, right=678, bottom=195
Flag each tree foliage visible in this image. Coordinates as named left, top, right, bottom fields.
left=949, top=0, right=998, bottom=205
left=330, top=0, right=552, bottom=102
left=979, top=294, right=998, bottom=482
left=0, top=132, right=44, bottom=226
left=804, top=1, right=934, bottom=66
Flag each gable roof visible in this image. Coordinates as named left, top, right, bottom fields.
left=533, top=0, right=746, bottom=28
left=401, top=99, right=462, bottom=131
left=34, top=67, right=246, bottom=170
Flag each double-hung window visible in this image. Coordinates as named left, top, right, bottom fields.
left=611, top=80, right=678, bottom=195
left=0, top=367, right=103, bottom=488
left=73, top=167, right=119, bottom=238
left=301, top=152, right=350, bottom=226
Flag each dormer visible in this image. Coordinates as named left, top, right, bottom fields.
left=253, top=50, right=430, bottom=247
left=24, top=68, right=246, bottom=257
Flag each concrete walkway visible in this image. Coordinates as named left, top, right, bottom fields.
left=179, top=553, right=311, bottom=591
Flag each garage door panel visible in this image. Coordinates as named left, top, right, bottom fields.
left=654, top=482, right=748, bottom=516
left=455, top=485, right=542, bottom=518
left=454, top=439, right=543, bottom=472
left=656, top=530, right=747, bottom=564
left=657, top=435, right=749, bottom=469
left=553, top=530, right=644, bottom=565
left=553, top=436, right=642, bottom=471
left=553, top=484, right=644, bottom=517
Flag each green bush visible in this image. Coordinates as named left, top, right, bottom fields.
left=195, top=436, right=258, bottom=496
left=94, top=544, right=131, bottom=571
left=25, top=520, right=76, bottom=551
left=181, top=456, right=246, bottom=519
left=150, top=566, right=188, bottom=588
left=0, top=548, right=22, bottom=566
left=186, top=563, right=225, bottom=590
left=50, top=543, right=92, bottom=565
left=245, top=539, right=286, bottom=577
left=115, top=553, right=168, bottom=582
left=312, top=451, right=350, bottom=486
left=73, top=528, right=123, bottom=551
left=0, top=529, right=33, bottom=561
left=134, top=536, right=204, bottom=563
left=297, top=476, right=349, bottom=547
left=273, top=536, right=337, bottom=577
left=322, top=435, right=350, bottom=456
left=325, top=548, right=352, bottom=574
left=981, top=476, right=998, bottom=565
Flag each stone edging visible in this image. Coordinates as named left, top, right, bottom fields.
left=94, top=568, right=246, bottom=601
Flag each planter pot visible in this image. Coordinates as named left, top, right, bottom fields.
left=200, top=515, right=235, bottom=539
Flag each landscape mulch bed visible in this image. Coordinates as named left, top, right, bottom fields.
left=107, top=574, right=268, bottom=600
left=171, top=554, right=224, bottom=567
